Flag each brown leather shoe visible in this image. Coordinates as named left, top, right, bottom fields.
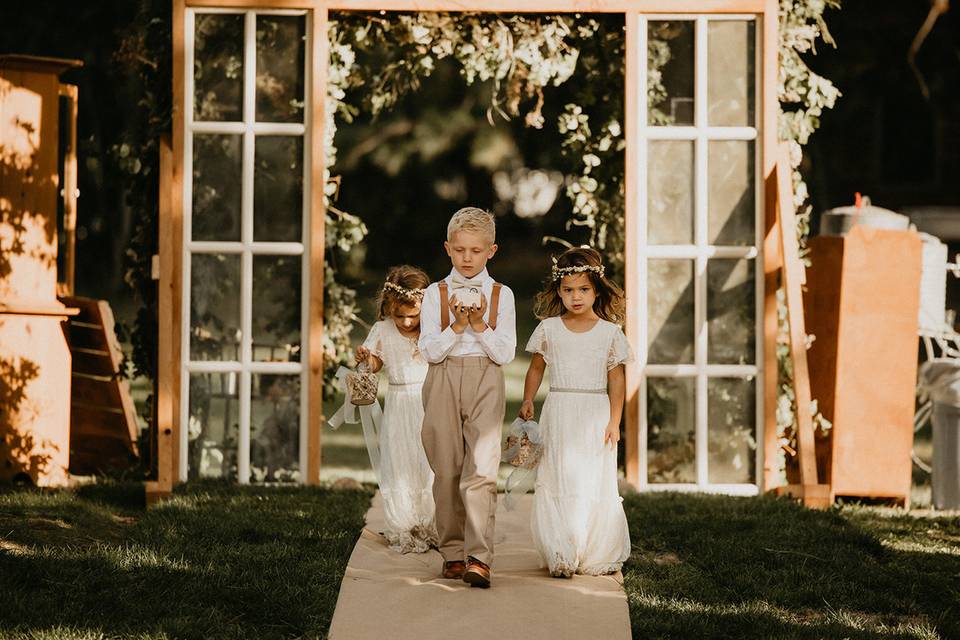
left=441, top=560, right=465, bottom=579
left=463, top=556, right=491, bottom=588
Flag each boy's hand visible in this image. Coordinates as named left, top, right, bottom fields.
left=603, top=422, right=620, bottom=448
left=468, top=293, right=488, bottom=332
left=518, top=399, right=535, bottom=421
left=449, top=295, right=470, bottom=333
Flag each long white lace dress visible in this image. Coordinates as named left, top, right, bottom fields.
left=526, top=316, right=633, bottom=576
left=362, top=320, right=438, bottom=553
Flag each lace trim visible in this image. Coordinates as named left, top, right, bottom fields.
left=382, top=523, right=438, bottom=554
left=545, top=553, right=623, bottom=578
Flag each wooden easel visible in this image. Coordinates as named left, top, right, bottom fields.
left=771, top=143, right=831, bottom=509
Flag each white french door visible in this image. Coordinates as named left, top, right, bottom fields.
left=637, top=14, right=764, bottom=494
left=180, top=8, right=312, bottom=483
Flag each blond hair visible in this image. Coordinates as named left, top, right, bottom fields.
left=447, top=207, right=495, bottom=245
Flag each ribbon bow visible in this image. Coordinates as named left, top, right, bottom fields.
left=451, top=273, right=485, bottom=289
left=328, top=366, right=384, bottom=484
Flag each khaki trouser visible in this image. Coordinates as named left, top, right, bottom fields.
left=421, top=356, right=505, bottom=566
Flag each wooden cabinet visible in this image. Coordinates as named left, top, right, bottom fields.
left=803, top=225, right=921, bottom=506
left=0, top=55, right=79, bottom=486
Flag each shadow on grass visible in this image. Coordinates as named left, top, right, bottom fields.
left=0, top=481, right=372, bottom=640
left=622, top=493, right=956, bottom=640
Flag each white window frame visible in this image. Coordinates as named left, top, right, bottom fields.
left=180, top=7, right=312, bottom=483
left=636, top=14, right=764, bottom=496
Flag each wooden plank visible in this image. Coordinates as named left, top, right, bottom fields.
left=65, top=322, right=111, bottom=354
left=623, top=9, right=640, bottom=489
left=183, top=0, right=768, bottom=12
left=775, top=144, right=818, bottom=490
left=72, top=373, right=124, bottom=408
left=70, top=435, right=134, bottom=475
left=155, top=131, right=176, bottom=494
left=171, top=0, right=188, bottom=487
left=306, top=7, right=329, bottom=486
left=187, top=0, right=313, bottom=7
left=95, top=299, right=125, bottom=371
left=323, top=0, right=767, bottom=11
left=773, top=483, right=831, bottom=509
left=58, top=83, right=78, bottom=297
left=760, top=0, right=779, bottom=493
left=71, top=404, right=129, bottom=436
left=71, top=349, right=116, bottom=377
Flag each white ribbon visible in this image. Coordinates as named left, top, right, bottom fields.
left=501, top=418, right=544, bottom=511
left=327, top=366, right=384, bottom=484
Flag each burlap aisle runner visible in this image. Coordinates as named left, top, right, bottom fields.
left=328, top=492, right=631, bottom=640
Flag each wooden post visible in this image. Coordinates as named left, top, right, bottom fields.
left=58, top=84, right=78, bottom=297
left=146, top=135, right=176, bottom=505
left=306, top=7, right=329, bottom=485
left=623, top=9, right=640, bottom=489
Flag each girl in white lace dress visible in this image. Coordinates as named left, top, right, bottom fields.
left=518, top=247, right=633, bottom=577
left=355, top=265, right=438, bottom=553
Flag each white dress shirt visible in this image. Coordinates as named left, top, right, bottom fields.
left=418, top=267, right=517, bottom=365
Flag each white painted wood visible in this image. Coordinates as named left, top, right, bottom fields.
left=182, top=8, right=309, bottom=484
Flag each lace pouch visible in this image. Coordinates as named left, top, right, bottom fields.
left=346, top=363, right=378, bottom=406
left=502, top=418, right=543, bottom=468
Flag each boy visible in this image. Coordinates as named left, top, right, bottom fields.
left=418, top=207, right=516, bottom=588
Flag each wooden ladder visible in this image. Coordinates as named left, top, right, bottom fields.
left=60, top=296, right=139, bottom=474
left=769, top=144, right=831, bottom=509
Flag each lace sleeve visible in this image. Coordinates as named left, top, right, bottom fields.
left=525, top=321, right=548, bottom=364
left=607, top=326, right=634, bottom=370
left=361, top=321, right=384, bottom=359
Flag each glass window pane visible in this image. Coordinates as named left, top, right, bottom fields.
left=256, top=15, right=306, bottom=123
left=194, top=13, right=244, bottom=122
left=707, top=259, right=755, bottom=364
left=708, top=20, right=755, bottom=127
left=708, top=140, right=755, bottom=246
left=254, top=136, right=303, bottom=242
left=647, top=377, right=696, bottom=483
left=648, top=140, right=694, bottom=244
left=192, top=134, right=242, bottom=241
left=708, top=377, right=756, bottom=484
left=188, top=371, right=239, bottom=480
left=252, top=255, right=302, bottom=362
left=648, top=21, right=695, bottom=126
left=648, top=259, right=695, bottom=364
left=190, top=253, right=241, bottom=361
left=251, top=374, right=300, bottom=483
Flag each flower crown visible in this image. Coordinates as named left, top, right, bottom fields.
left=383, top=281, right=424, bottom=300
left=551, top=263, right=605, bottom=281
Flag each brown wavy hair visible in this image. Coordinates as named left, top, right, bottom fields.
left=533, top=247, right=625, bottom=323
left=375, top=265, right=430, bottom=320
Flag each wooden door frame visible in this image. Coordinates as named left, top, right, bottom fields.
left=158, top=0, right=778, bottom=496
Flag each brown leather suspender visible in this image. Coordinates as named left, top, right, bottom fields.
left=438, top=281, right=502, bottom=331
left=488, top=283, right=501, bottom=330
left=439, top=281, right=450, bottom=330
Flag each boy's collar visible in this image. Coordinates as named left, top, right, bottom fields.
left=448, top=267, right=490, bottom=282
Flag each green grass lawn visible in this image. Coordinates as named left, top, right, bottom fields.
left=0, top=482, right=371, bottom=640
left=2, top=483, right=957, bottom=639
left=621, top=493, right=959, bottom=640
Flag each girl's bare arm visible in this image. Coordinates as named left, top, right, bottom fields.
left=605, top=364, right=626, bottom=445
left=519, top=353, right=546, bottom=419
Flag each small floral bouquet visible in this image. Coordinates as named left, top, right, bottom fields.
left=346, top=362, right=378, bottom=406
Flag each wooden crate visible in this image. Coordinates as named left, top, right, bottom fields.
left=60, top=296, right=139, bottom=475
